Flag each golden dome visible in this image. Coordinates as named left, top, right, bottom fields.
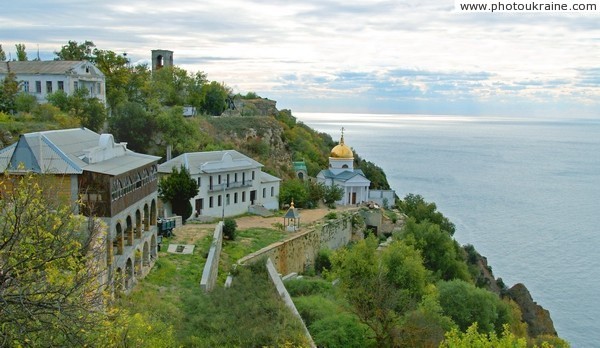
left=330, top=132, right=354, bottom=159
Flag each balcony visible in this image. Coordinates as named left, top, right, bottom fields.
left=208, top=180, right=253, bottom=192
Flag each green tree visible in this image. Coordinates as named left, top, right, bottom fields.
left=46, top=89, right=70, bottom=111
left=323, top=184, right=344, bottom=208
left=331, top=236, right=430, bottom=346
left=109, top=101, right=156, bottom=153
left=279, top=179, right=309, bottom=208
left=0, top=72, right=19, bottom=113
left=158, top=165, right=198, bottom=222
left=223, top=218, right=237, bottom=240
left=0, top=44, right=6, bottom=61
left=54, top=40, right=96, bottom=61
left=155, top=106, right=199, bottom=156
left=201, top=81, right=230, bottom=115
left=15, top=43, right=27, bottom=61
left=80, top=97, right=107, bottom=132
left=14, top=92, right=38, bottom=113
left=93, top=48, right=132, bottom=110
left=437, top=279, right=514, bottom=334
left=398, top=194, right=456, bottom=235
left=0, top=173, right=108, bottom=346
left=440, top=323, right=528, bottom=348
left=399, top=218, right=470, bottom=282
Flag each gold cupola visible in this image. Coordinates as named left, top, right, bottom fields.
left=330, top=128, right=353, bottom=159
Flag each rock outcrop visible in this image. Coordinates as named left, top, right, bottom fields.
left=507, top=283, right=557, bottom=337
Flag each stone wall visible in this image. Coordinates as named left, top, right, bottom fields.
left=238, top=214, right=355, bottom=275
left=265, top=258, right=316, bottom=348
left=200, top=221, right=223, bottom=292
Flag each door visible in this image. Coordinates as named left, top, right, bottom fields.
left=195, top=198, right=203, bottom=216
left=250, top=190, right=257, bottom=205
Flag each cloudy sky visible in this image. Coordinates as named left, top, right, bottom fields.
left=2, top=0, right=600, bottom=117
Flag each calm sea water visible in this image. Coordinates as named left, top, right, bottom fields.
left=295, top=112, right=600, bottom=347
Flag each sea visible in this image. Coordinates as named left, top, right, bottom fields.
left=294, top=112, right=600, bottom=347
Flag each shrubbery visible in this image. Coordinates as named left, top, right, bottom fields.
left=223, top=218, right=237, bottom=240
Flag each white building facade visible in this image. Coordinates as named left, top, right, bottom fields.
left=0, top=60, right=106, bottom=105
left=158, top=150, right=280, bottom=219
left=317, top=132, right=371, bottom=205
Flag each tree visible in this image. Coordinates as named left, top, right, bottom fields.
left=109, top=101, right=156, bottom=153
left=201, top=81, right=230, bottom=116
left=398, top=194, right=456, bottom=235
left=0, top=173, right=108, bottom=346
left=331, top=236, right=430, bottom=346
left=399, top=218, right=470, bottom=282
left=440, top=323, right=528, bottom=348
left=323, top=184, right=343, bottom=208
left=0, top=44, right=6, bottom=61
left=54, top=40, right=96, bottom=61
left=15, top=43, right=27, bottom=61
left=14, top=92, right=38, bottom=113
left=155, top=107, right=199, bottom=156
left=437, top=279, right=515, bottom=335
left=158, top=166, right=198, bottom=222
left=279, top=179, right=308, bottom=208
left=223, top=218, right=237, bottom=240
left=0, top=72, right=19, bottom=113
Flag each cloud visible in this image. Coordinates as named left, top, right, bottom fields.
left=1, top=0, right=599, bottom=116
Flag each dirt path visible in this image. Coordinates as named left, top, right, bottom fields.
left=170, top=206, right=356, bottom=245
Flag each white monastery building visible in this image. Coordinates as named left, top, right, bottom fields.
left=317, top=131, right=371, bottom=205
left=0, top=60, right=106, bottom=105
left=158, top=150, right=280, bottom=219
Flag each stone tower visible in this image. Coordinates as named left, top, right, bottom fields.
left=151, top=49, right=173, bottom=72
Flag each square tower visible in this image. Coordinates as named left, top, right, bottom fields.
left=151, top=49, right=173, bottom=71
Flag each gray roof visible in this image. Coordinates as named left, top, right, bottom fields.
left=0, top=128, right=158, bottom=175
left=0, top=60, right=103, bottom=77
left=261, top=171, right=281, bottom=183
left=159, top=150, right=264, bottom=175
left=284, top=206, right=300, bottom=219
left=318, top=169, right=369, bottom=182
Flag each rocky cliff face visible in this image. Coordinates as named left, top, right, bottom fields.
left=468, top=249, right=558, bottom=339
left=508, top=283, right=558, bottom=337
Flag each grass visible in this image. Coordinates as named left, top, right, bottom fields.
left=118, top=226, right=301, bottom=346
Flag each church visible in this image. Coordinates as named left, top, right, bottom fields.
left=316, top=129, right=371, bottom=205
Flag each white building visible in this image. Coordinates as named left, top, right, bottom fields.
left=158, top=150, right=281, bottom=219
left=0, top=60, right=106, bottom=105
left=317, top=131, right=371, bottom=205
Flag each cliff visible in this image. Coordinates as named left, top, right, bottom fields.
left=508, top=283, right=558, bottom=337
left=468, top=248, right=558, bottom=339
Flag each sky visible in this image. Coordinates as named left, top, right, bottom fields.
left=2, top=0, right=600, bottom=118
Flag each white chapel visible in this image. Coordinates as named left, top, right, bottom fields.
left=316, top=129, right=371, bottom=205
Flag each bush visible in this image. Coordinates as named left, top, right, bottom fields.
left=314, top=248, right=333, bottom=274
left=223, top=218, right=237, bottom=240
left=285, top=278, right=333, bottom=297
left=325, top=212, right=338, bottom=220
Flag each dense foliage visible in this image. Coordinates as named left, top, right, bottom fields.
left=285, top=193, right=569, bottom=347
left=157, top=166, right=198, bottom=221
left=0, top=173, right=176, bottom=347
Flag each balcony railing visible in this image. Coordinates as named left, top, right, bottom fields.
left=208, top=180, right=253, bottom=192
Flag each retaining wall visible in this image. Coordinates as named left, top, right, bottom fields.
left=200, top=221, right=223, bottom=292
left=238, top=214, right=355, bottom=275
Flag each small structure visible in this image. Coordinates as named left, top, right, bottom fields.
left=293, top=160, right=308, bottom=181
left=283, top=200, right=300, bottom=232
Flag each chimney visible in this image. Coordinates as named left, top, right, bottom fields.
left=166, top=144, right=172, bottom=161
